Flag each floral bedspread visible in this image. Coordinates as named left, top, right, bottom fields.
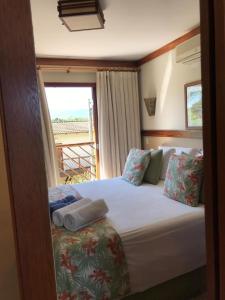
left=51, top=185, right=130, bottom=300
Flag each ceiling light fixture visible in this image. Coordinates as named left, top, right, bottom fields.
left=57, top=0, right=105, bottom=32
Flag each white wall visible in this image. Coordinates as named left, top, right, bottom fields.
left=140, top=49, right=201, bottom=130
left=42, top=71, right=96, bottom=83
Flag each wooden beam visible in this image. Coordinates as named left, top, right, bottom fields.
left=138, top=26, right=201, bottom=66
left=141, top=130, right=202, bottom=139
left=44, top=82, right=96, bottom=87
left=36, top=57, right=139, bottom=69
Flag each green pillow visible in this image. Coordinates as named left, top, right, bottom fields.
left=144, top=150, right=163, bottom=185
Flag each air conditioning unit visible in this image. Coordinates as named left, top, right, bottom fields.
left=176, top=34, right=201, bottom=65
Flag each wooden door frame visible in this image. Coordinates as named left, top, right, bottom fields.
left=0, top=0, right=225, bottom=299
left=200, top=0, right=225, bottom=299
left=44, top=82, right=100, bottom=178
left=0, top=0, right=57, bottom=300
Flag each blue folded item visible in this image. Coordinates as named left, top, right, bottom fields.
left=49, top=195, right=77, bottom=217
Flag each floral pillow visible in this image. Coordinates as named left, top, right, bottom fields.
left=122, top=149, right=151, bottom=186
left=181, top=151, right=204, bottom=204
left=164, top=154, right=203, bottom=207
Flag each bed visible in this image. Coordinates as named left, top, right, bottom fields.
left=51, top=177, right=206, bottom=297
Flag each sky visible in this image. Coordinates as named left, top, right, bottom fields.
left=45, top=87, right=93, bottom=119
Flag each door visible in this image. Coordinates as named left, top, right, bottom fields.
left=44, top=82, right=100, bottom=183
left=200, top=0, right=225, bottom=299
left=0, top=0, right=57, bottom=300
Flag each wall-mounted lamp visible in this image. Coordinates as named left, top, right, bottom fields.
left=144, top=97, right=157, bottom=116
left=57, top=0, right=105, bottom=32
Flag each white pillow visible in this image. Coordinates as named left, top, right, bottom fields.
left=174, top=147, right=202, bottom=156
left=158, top=146, right=176, bottom=180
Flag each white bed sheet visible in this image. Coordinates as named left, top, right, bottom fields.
left=74, top=177, right=206, bottom=294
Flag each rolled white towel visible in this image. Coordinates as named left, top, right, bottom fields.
left=63, top=199, right=109, bottom=232
left=52, top=198, right=92, bottom=227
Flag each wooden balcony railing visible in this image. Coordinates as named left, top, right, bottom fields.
left=56, top=142, right=97, bottom=184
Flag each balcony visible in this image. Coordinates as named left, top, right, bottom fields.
left=56, top=142, right=98, bottom=184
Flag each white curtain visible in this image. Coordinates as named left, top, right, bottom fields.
left=97, top=71, right=141, bottom=179
left=37, top=70, right=59, bottom=187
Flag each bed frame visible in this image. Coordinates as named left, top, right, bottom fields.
left=124, top=267, right=206, bottom=300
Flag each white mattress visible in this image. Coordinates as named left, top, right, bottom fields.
left=74, top=177, right=206, bottom=294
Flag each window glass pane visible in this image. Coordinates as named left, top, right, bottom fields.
left=45, top=87, right=94, bottom=145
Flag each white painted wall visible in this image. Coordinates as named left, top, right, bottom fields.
left=42, top=71, right=96, bottom=83
left=140, top=49, right=201, bottom=130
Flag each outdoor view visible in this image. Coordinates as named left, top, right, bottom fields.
left=45, top=86, right=97, bottom=184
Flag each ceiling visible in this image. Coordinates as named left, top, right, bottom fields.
left=30, top=0, right=200, bottom=61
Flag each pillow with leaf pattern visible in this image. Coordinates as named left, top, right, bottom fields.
left=122, top=149, right=151, bottom=186
left=164, top=154, right=203, bottom=207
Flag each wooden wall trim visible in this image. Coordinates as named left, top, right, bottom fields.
left=138, top=26, right=200, bottom=66
left=44, top=82, right=96, bottom=87
left=0, top=0, right=57, bottom=299
left=36, top=57, right=139, bottom=69
left=141, top=130, right=202, bottom=139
